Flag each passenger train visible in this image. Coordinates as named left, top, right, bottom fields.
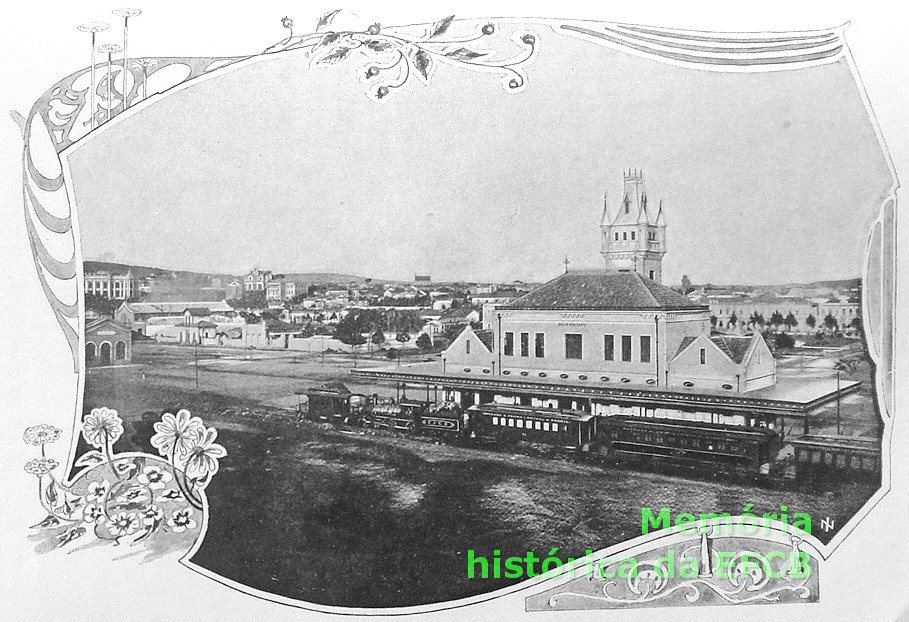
left=295, top=385, right=880, bottom=482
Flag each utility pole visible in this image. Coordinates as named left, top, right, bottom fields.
left=194, top=338, right=199, bottom=390
left=836, top=371, right=842, bottom=435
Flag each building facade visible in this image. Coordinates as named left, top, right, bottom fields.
left=84, top=271, right=138, bottom=300
left=85, top=318, right=132, bottom=367
left=244, top=268, right=272, bottom=291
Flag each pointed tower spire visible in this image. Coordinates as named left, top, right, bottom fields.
left=601, top=187, right=611, bottom=225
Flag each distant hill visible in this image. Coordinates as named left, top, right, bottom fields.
left=82, top=261, right=383, bottom=285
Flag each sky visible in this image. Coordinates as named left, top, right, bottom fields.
left=65, top=18, right=893, bottom=286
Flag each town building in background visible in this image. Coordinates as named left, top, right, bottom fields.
left=83, top=270, right=138, bottom=299
left=84, top=317, right=132, bottom=367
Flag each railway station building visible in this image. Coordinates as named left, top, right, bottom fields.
left=352, top=172, right=859, bottom=434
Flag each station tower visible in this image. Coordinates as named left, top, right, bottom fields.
left=600, top=170, right=667, bottom=283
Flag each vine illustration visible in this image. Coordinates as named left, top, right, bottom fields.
left=24, top=408, right=225, bottom=556
left=262, top=11, right=539, bottom=101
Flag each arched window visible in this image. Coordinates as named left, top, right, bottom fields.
left=115, top=341, right=127, bottom=360
left=85, top=342, right=96, bottom=361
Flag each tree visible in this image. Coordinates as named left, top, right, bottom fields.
left=84, top=293, right=118, bottom=318
left=774, top=332, right=795, bottom=351
left=709, top=315, right=718, bottom=329
left=385, top=349, right=399, bottom=360
left=681, top=275, right=693, bottom=295
left=823, top=313, right=839, bottom=332
left=849, top=316, right=863, bottom=334
left=729, top=313, right=738, bottom=327
left=335, top=313, right=367, bottom=347
left=784, top=312, right=798, bottom=333
left=770, top=311, right=785, bottom=329
left=806, top=314, right=817, bottom=330
left=416, top=333, right=433, bottom=353
left=395, top=332, right=411, bottom=343
left=749, top=311, right=765, bottom=328
left=372, top=329, right=386, bottom=346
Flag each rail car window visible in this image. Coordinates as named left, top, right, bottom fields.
left=836, top=454, right=846, bottom=468
left=520, top=333, right=529, bottom=357
left=862, top=458, right=875, bottom=471
left=640, top=336, right=651, bottom=363
left=517, top=419, right=524, bottom=428
left=812, top=451, right=822, bottom=464
left=825, top=452, right=833, bottom=465
left=851, top=456, right=860, bottom=469
left=492, top=416, right=499, bottom=425
left=508, top=418, right=514, bottom=427
left=565, top=334, right=583, bottom=359
left=543, top=422, right=550, bottom=431
left=535, top=333, right=545, bottom=357
left=504, top=332, right=514, bottom=356
left=622, top=335, right=632, bottom=362
left=535, top=421, right=542, bottom=430
left=797, top=449, right=808, bottom=462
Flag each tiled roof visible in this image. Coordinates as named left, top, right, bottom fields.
left=125, top=300, right=233, bottom=314
left=673, top=334, right=754, bottom=364
left=474, top=329, right=494, bottom=351
left=504, top=271, right=707, bottom=311
left=674, top=336, right=698, bottom=359
left=710, top=335, right=754, bottom=364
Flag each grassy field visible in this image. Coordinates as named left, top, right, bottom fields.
left=82, top=343, right=881, bottom=608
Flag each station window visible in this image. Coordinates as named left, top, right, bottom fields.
left=851, top=456, right=860, bottom=469
left=504, top=332, right=514, bottom=356
left=621, top=335, right=632, bottom=362
left=836, top=454, right=846, bottom=468
left=535, top=421, right=542, bottom=430
left=466, top=339, right=471, bottom=355
left=699, top=348, right=706, bottom=365
left=508, top=418, right=514, bottom=427
left=535, top=333, right=545, bottom=358
left=631, top=231, right=636, bottom=241
left=825, top=452, right=833, bottom=465
left=520, top=332, right=529, bottom=357
left=565, top=334, right=583, bottom=360
left=604, top=334, right=615, bottom=361
left=640, top=335, right=651, bottom=363
left=517, top=419, right=523, bottom=428
left=862, top=458, right=875, bottom=471
left=812, top=451, right=822, bottom=464
left=614, top=232, right=619, bottom=241
left=492, top=416, right=498, bottom=425
left=622, top=232, right=628, bottom=241
left=543, top=422, right=550, bottom=431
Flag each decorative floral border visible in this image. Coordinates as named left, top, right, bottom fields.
left=24, top=408, right=224, bottom=557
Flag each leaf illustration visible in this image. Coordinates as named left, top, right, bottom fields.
left=364, top=39, right=394, bottom=53
left=445, top=47, right=486, bottom=61
left=316, top=9, right=341, bottom=31
left=30, top=514, right=61, bottom=529
left=75, top=450, right=105, bottom=467
left=429, top=15, right=455, bottom=38
left=318, top=46, right=352, bottom=66
left=44, top=481, right=58, bottom=507
left=56, top=525, right=86, bottom=548
left=412, top=50, right=433, bottom=83
left=315, top=32, right=342, bottom=51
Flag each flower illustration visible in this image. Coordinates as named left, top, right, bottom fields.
left=24, top=458, right=58, bottom=476
left=159, top=489, right=181, bottom=501
left=183, top=427, right=227, bottom=478
left=151, top=409, right=204, bottom=459
left=82, top=503, right=105, bottom=524
left=137, top=465, right=172, bottom=490
left=82, top=407, right=124, bottom=449
left=116, top=485, right=150, bottom=505
left=140, top=504, right=163, bottom=526
left=23, top=424, right=62, bottom=446
left=86, top=479, right=110, bottom=503
left=106, top=511, right=139, bottom=537
left=167, top=508, right=197, bottom=533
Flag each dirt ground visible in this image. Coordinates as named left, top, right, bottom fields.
left=81, top=342, right=881, bottom=608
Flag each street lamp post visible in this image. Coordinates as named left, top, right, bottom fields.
left=77, top=21, right=111, bottom=130
left=97, top=43, right=123, bottom=123
left=112, top=8, right=142, bottom=110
